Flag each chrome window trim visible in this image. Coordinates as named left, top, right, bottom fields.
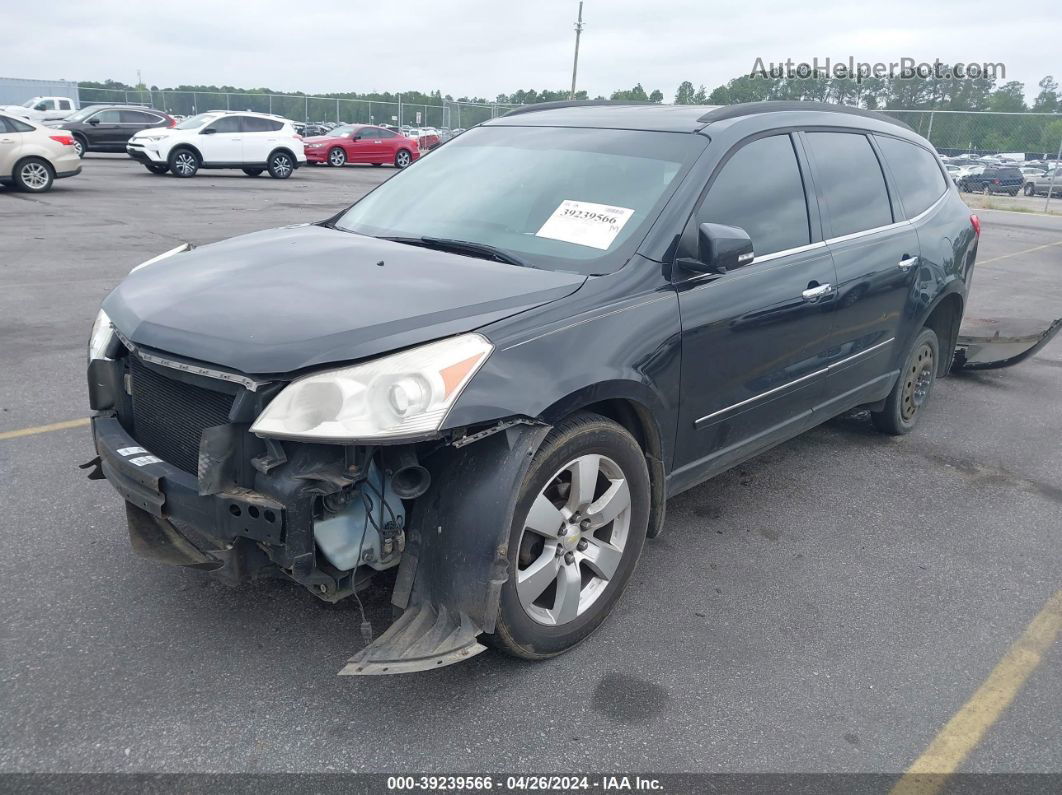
left=753, top=240, right=827, bottom=264
left=824, top=191, right=947, bottom=245
left=694, top=337, right=895, bottom=427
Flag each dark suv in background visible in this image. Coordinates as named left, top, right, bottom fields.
left=958, top=165, right=1023, bottom=195
left=47, top=105, right=175, bottom=158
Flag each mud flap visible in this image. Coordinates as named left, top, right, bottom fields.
left=952, top=317, right=1062, bottom=371
left=338, top=602, right=487, bottom=675
left=339, top=421, right=551, bottom=675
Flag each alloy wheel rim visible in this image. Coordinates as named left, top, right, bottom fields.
left=901, top=342, right=934, bottom=421
left=329, top=149, right=344, bottom=166
left=21, top=162, right=49, bottom=189
left=74, top=139, right=84, bottom=157
left=272, top=155, right=292, bottom=176
left=174, top=153, right=195, bottom=175
left=516, top=454, right=632, bottom=626
left=397, top=151, right=410, bottom=167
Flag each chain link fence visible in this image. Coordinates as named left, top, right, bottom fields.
left=77, top=86, right=517, bottom=130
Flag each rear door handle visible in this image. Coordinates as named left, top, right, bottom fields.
left=802, top=283, right=834, bottom=302
left=898, top=255, right=919, bottom=272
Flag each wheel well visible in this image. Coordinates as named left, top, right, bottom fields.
left=924, top=293, right=964, bottom=376
left=14, top=155, right=54, bottom=175
left=269, top=147, right=296, bottom=161
left=72, top=131, right=88, bottom=145
left=169, top=144, right=201, bottom=163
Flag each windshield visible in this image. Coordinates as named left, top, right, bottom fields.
left=334, top=125, right=703, bottom=275
left=175, top=113, right=219, bottom=130
left=329, top=124, right=355, bottom=137
left=20, top=99, right=37, bottom=108
left=64, top=106, right=108, bottom=122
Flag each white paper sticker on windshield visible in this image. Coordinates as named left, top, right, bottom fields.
left=535, top=200, right=635, bottom=250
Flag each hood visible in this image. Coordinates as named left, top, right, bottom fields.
left=104, top=224, right=585, bottom=375
left=130, top=127, right=178, bottom=140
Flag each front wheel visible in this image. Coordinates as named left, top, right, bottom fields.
left=168, top=148, right=199, bottom=178
left=268, top=151, right=294, bottom=179
left=871, top=328, right=939, bottom=436
left=327, top=148, right=346, bottom=167
left=394, top=148, right=412, bottom=168
left=487, top=412, right=650, bottom=660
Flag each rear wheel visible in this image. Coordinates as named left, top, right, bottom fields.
left=168, top=148, right=199, bottom=178
left=871, top=328, right=939, bottom=436
left=327, top=148, right=346, bottom=167
left=487, top=412, right=650, bottom=660
left=143, top=163, right=168, bottom=175
left=395, top=148, right=412, bottom=168
left=13, top=157, right=54, bottom=192
left=1024, top=183, right=1036, bottom=196
left=242, top=168, right=263, bottom=177
left=267, top=151, right=294, bottom=179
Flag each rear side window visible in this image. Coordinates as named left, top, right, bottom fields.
left=1, top=115, right=34, bottom=133
left=91, top=110, right=122, bottom=123
left=697, top=134, right=810, bottom=256
left=377, top=129, right=396, bottom=139
left=875, top=136, right=948, bottom=217
left=805, top=132, right=893, bottom=237
left=59, top=100, right=72, bottom=110
left=242, top=117, right=283, bottom=132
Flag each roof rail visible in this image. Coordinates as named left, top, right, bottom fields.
left=502, top=99, right=655, bottom=117
left=696, top=101, right=915, bottom=132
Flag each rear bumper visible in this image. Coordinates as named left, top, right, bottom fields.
left=55, top=165, right=81, bottom=179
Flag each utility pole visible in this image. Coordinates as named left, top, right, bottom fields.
left=569, top=1, right=584, bottom=100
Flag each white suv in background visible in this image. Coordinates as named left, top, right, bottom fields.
left=126, top=111, right=305, bottom=178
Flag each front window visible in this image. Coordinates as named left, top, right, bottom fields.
left=175, top=113, right=219, bottom=130
left=334, top=125, right=704, bottom=275
left=64, top=106, right=105, bottom=122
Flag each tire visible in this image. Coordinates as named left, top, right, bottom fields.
left=1024, top=183, right=1036, bottom=196
left=242, top=168, right=263, bottom=177
left=143, top=163, right=168, bottom=175
left=871, top=328, right=940, bottom=436
left=486, top=412, right=650, bottom=660
left=13, top=157, right=54, bottom=192
left=267, top=150, right=294, bottom=179
left=394, top=148, right=412, bottom=168
left=982, top=185, right=992, bottom=195
left=72, top=135, right=87, bottom=159
left=168, top=148, right=199, bottom=178
left=327, top=147, right=346, bottom=167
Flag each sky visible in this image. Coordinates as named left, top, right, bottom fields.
left=5, top=0, right=1058, bottom=103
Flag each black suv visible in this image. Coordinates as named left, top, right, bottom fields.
left=958, top=165, right=1023, bottom=195
left=48, top=105, right=174, bottom=158
left=86, top=101, right=978, bottom=673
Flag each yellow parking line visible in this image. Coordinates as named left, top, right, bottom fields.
left=977, top=240, right=1062, bottom=266
left=891, top=588, right=1062, bottom=795
left=0, top=417, right=90, bottom=441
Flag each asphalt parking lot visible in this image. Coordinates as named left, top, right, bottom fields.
left=1, top=154, right=1060, bottom=776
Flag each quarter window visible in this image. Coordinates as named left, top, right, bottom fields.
left=7, top=116, right=34, bottom=132
left=875, top=136, right=948, bottom=217
left=805, top=132, right=893, bottom=237
left=698, top=134, right=811, bottom=257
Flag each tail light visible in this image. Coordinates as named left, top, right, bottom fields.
left=49, top=134, right=75, bottom=146
left=970, top=214, right=981, bottom=238
left=992, top=178, right=1000, bottom=185
left=293, top=134, right=303, bottom=141
left=167, top=117, right=176, bottom=127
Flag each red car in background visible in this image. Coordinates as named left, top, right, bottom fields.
left=303, top=124, right=420, bottom=168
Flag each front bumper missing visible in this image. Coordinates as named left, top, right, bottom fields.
left=952, top=316, right=1062, bottom=371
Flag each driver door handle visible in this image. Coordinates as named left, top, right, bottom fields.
left=898, top=255, right=919, bottom=272
left=802, top=283, right=834, bottom=302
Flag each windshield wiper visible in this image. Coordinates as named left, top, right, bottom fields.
left=380, top=235, right=532, bottom=268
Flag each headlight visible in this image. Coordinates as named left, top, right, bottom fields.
left=130, top=242, right=193, bottom=274
left=306, top=143, right=324, bottom=149
left=88, top=309, right=115, bottom=362
left=251, top=333, right=493, bottom=442
left=140, top=135, right=166, bottom=142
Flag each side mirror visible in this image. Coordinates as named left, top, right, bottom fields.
left=201, top=127, right=217, bottom=135
left=87, top=118, right=100, bottom=126
left=680, top=223, right=755, bottom=275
